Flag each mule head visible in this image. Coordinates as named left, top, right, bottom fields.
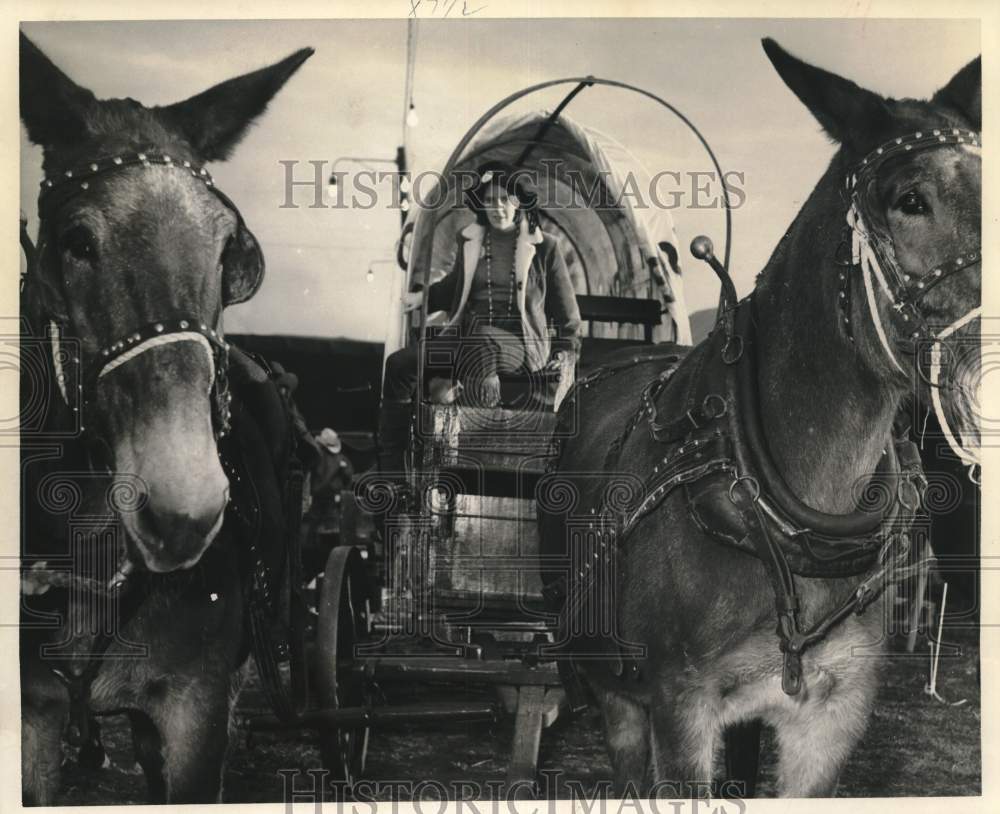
left=763, top=39, right=981, bottom=469
left=21, top=33, right=313, bottom=571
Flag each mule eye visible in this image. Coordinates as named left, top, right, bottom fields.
left=60, top=225, right=97, bottom=262
left=894, top=190, right=929, bottom=216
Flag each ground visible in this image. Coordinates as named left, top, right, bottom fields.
left=55, top=624, right=981, bottom=803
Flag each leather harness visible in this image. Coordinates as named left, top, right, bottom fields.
left=22, top=149, right=305, bottom=745
left=544, top=126, right=980, bottom=698
left=546, top=307, right=926, bottom=697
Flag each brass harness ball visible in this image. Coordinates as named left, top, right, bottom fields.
left=690, top=235, right=714, bottom=261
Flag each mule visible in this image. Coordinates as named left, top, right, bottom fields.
left=19, top=33, right=312, bottom=804
left=539, top=39, right=980, bottom=797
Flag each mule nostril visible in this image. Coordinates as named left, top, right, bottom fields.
left=147, top=507, right=216, bottom=541
left=135, top=504, right=167, bottom=550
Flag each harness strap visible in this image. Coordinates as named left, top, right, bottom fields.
left=47, top=320, right=70, bottom=404
left=852, top=206, right=907, bottom=375
left=650, top=392, right=727, bottom=443
left=249, top=446, right=308, bottom=723
left=619, top=433, right=732, bottom=538
left=727, top=465, right=922, bottom=696
left=48, top=573, right=144, bottom=747
left=728, top=480, right=803, bottom=695
left=44, top=314, right=233, bottom=440
left=222, top=392, right=306, bottom=724
left=604, top=362, right=681, bottom=470
left=37, top=148, right=217, bottom=218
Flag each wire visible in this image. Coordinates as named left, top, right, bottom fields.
left=402, top=18, right=418, bottom=150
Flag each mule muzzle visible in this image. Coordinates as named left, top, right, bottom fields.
left=113, top=422, right=231, bottom=573
left=127, top=490, right=228, bottom=572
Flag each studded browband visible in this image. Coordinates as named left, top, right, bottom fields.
left=852, top=127, right=979, bottom=179
left=37, top=149, right=216, bottom=217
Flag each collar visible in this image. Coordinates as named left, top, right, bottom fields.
left=460, top=220, right=544, bottom=244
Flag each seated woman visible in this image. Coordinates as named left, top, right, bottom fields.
left=377, top=161, right=582, bottom=477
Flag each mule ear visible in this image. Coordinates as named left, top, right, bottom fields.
left=762, top=38, right=891, bottom=151
left=932, top=56, right=980, bottom=129
left=157, top=47, right=314, bottom=162
left=20, top=31, right=97, bottom=147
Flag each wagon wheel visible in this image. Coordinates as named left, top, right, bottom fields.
left=316, top=545, right=373, bottom=786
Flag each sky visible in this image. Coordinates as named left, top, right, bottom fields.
left=19, top=16, right=980, bottom=342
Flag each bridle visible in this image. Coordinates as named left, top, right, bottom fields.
left=32, top=148, right=245, bottom=441
left=23, top=150, right=264, bottom=745
left=841, top=127, right=981, bottom=476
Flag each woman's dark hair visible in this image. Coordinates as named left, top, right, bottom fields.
left=465, top=160, right=540, bottom=232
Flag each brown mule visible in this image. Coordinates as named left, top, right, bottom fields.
left=539, top=39, right=980, bottom=798
left=20, top=33, right=312, bottom=804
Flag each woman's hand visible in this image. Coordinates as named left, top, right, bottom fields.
left=428, top=377, right=463, bottom=405
left=543, top=350, right=569, bottom=371
left=402, top=290, right=424, bottom=312
left=479, top=373, right=502, bottom=408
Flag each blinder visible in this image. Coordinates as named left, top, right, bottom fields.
left=212, top=184, right=266, bottom=306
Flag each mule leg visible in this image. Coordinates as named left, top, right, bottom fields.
left=722, top=720, right=762, bottom=798
left=152, top=686, right=233, bottom=803
left=771, top=666, right=878, bottom=797
left=128, top=711, right=167, bottom=803
left=596, top=689, right=650, bottom=796
left=649, top=687, right=718, bottom=798
left=21, top=655, right=68, bottom=807
left=21, top=695, right=66, bottom=806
